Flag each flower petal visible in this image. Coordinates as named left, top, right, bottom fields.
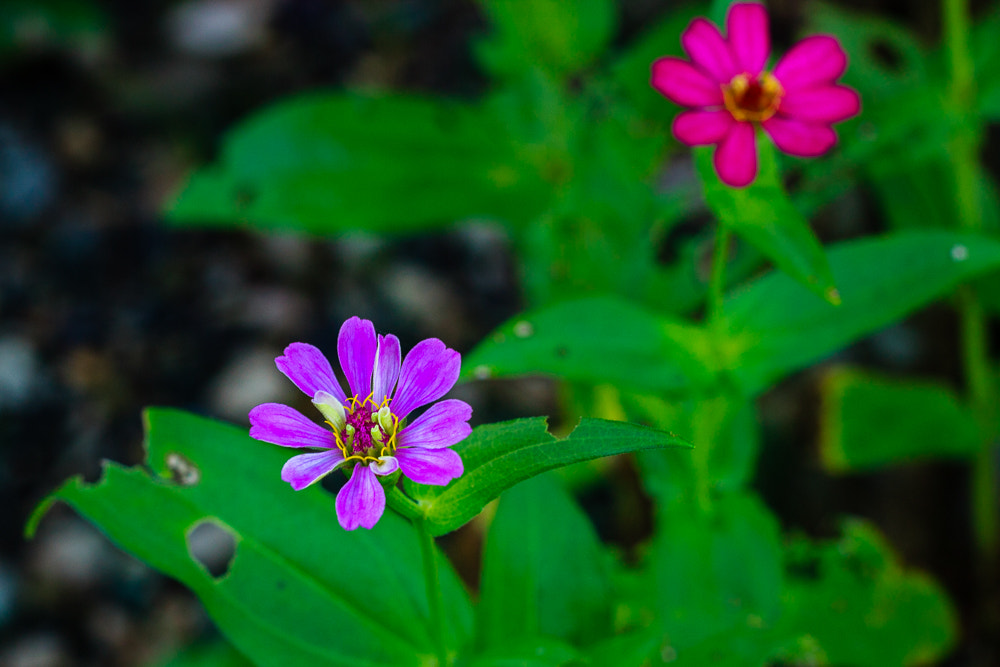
left=275, top=343, right=347, bottom=404
left=778, top=85, right=860, bottom=124
left=312, top=391, right=347, bottom=431
left=396, top=447, right=464, bottom=486
left=397, top=399, right=473, bottom=450
left=672, top=109, right=736, bottom=146
left=651, top=57, right=724, bottom=107
left=714, top=121, right=757, bottom=187
left=682, top=17, right=737, bottom=83
left=281, top=450, right=347, bottom=490
left=249, top=403, right=336, bottom=449
left=336, top=464, right=385, bottom=530
left=338, top=317, right=377, bottom=400
left=762, top=117, right=838, bottom=157
left=772, top=35, right=848, bottom=92
left=371, top=334, right=401, bottom=404
left=372, top=455, right=399, bottom=475
left=391, top=338, right=461, bottom=419
left=727, top=2, right=769, bottom=76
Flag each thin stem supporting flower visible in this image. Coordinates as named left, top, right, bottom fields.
left=415, top=517, right=450, bottom=666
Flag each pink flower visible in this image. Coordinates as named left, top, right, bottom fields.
left=650, top=2, right=860, bottom=187
left=249, top=317, right=469, bottom=530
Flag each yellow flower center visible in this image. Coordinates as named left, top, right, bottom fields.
left=722, top=72, right=784, bottom=122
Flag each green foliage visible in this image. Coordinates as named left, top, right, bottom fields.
left=461, top=296, right=714, bottom=395
left=399, top=416, right=691, bottom=536
left=695, top=141, right=838, bottom=304
left=30, top=409, right=473, bottom=667
left=723, top=231, right=1000, bottom=393
left=474, top=0, right=617, bottom=79
left=166, top=93, right=552, bottom=233
left=478, top=474, right=612, bottom=649
left=819, top=366, right=982, bottom=472
left=783, top=521, right=959, bottom=666
left=156, top=642, right=252, bottom=667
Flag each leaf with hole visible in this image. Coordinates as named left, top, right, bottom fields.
left=29, top=409, right=473, bottom=667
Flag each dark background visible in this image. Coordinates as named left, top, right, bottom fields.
left=0, top=1, right=992, bottom=665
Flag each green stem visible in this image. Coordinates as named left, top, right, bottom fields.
left=945, top=0, right=999, bottom=583
left=708, top=225, right=732, bottom=328
left=415, top=517, right=449, bottom=666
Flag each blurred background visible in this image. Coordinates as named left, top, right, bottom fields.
left=0, top=1, right=996, bottom=665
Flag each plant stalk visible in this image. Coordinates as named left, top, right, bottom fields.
left=414, top=517, right=450, bottom=666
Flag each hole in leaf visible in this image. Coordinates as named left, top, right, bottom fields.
left=166, top=452, right=200, bottom=486
left=187, top=520, right=237, bottom=580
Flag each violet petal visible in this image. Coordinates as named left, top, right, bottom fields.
left=275, top=343, right=347, bottom=404
left=337, top=316, right=378, bottom=400
left=391, top=338, right=461, bottom=419
left=249, top=403, right=336, bottom=449
left=372, top=334, right=401, bottom=404
left=281, top=450, right=347, bottom=490
left=397, top=399, right=473, bottom=450
left=396, top=447, right=464, bottom=486
left=336, top=464, right=385, bottom=530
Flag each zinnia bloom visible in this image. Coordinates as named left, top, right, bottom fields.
left=651, top=2, right=860, bottom=187
left=249, top=317, right=469, bottom=530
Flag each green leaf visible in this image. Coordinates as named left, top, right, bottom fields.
left=467, top=637, right=585, bottom=667
left=478, top=474, right=612, bottom=648
left=819, top=366, right=982, bottom=472
left=401, top=417, right=691, bottom=536
left=695, top=142, right=838, bottom=304
left=474, top=0, right=616, bottom=79
left=723, top=231, right=1000, bottom=394
left=784, top=520, right=958, bottom=666
left=155, top=641, right=252, bottom=667
left=649, top=494, right=783, bottom=653
left=166, top=93, right=550, bottom=233
left=30, top=409, right=472, bottom=667
left=461, top=296, right=716, bottom=394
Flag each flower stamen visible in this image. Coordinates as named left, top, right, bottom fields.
left=722, top=71, right=783, bottom=122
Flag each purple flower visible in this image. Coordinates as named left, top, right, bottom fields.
left=651, top=2, right=860, bottom=187
left=249, top=317, right=469, bottom=530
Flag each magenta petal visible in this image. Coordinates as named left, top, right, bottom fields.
left=371, top=334, right=401, bottom=404
left=672, top=109, right=736, bottom=146
left=391, top=338, right=461, bottom=419
left=275, top=343, right=347, bottom=404
left=682, top=18, right=737, bottom=83
left=337, top=317, right=377, bottom=400
left=397, top=399, right=473, bottom=450
left=772, top=35, right=848, bottom=92
left=714, top=122, right=758, bottom=187
left=778, top=85, right=860, bottom=124
left=396, top=447, right=464, bottom=486
left=336, top=464, right=385, bottom=530
left=249, top=403, right=336, bottom=449
left=727, top=2, right=769, bottom=76
left=281, top=450, right=347, bottom=490
left=762, top=117, right=837, bottom=157
left=650, top=57, right=724, bottom=107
